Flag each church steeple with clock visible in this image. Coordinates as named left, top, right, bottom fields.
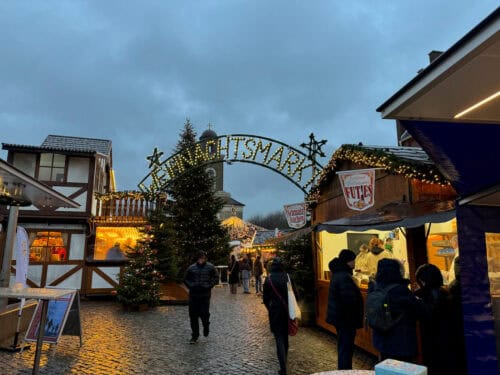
left=199, top=125, right=245, bottom=220
left=199, top=124, right=224, bottom=192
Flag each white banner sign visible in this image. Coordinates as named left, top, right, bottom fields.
left=15, top=226, right=29, bottom=287
left=284, top=203, right=307, bottom=229
left=337, top=169, right=376, bottom=211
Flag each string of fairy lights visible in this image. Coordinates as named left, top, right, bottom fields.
left=307, top=144, right=450, bottom=203
left=94, top=191, right=167, bottom=202
left=97, top=143, right=449, bottom=226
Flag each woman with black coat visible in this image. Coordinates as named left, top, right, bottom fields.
left=228, top=255, right=240, bottom=294
left=368, top=258, right=425, bottom=362
left=415, top=263, right=454, bottom=375
left=263, top=257, right=290, bottom=375
left=326, top=249, right=364, bottom=370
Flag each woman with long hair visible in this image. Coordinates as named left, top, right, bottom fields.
left=263, top=257, right=289, bottom=375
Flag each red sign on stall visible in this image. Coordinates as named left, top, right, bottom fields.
left=337, top=169, right=376, bottom=211
left=283, top=202, right=307, bottom=229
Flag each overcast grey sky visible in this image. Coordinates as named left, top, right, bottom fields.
left=1, top=1, right=497, bottom=219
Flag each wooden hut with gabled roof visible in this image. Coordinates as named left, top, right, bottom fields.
left=310, top=143, right=457, bottom=356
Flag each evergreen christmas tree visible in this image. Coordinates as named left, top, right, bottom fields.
left=115, top=225, right=164, bottom=307
left=279, top=234, right=315, bottom=302
left=168, top=119, right=230, bottom=279
left=148, top=202, right=179, bottom=281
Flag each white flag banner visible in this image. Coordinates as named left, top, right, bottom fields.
left=337, top=168, right=376, bottom=211
left=283, top=203, right=307, bottom=229
left=15, top=226, right=29, bottom=287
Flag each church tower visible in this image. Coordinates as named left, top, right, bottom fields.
left=199, top=126, right=223, bottom=192
left=199, top=126, right=245, bottom=220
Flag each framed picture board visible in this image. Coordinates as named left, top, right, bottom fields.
left=347, top=233, right=378, bottom=255
left=25, top=291, right=76, bottom=344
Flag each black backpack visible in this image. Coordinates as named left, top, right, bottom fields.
left=366, top=283, right=404, bottom=332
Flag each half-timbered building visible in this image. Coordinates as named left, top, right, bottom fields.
left=1, top=135, right=149, bottom=295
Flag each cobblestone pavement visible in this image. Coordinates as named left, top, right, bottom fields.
left=1, top=287, right=376, bottom=374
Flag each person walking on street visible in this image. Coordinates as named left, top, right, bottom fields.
left=263, top=257, right=290, bottom=375
left=326, top=249, right=364, bottom=370
left=240, top=256, right=252, bottom=294
left=254, top=255, right=264, bottom=295
left=228, top=254, right=240, bottom=294
left=184, top=251, right=219, bottom=344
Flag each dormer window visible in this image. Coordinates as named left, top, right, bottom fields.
left=39, top=153, right=66, bottom=182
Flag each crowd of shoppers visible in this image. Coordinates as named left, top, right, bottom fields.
left=325, top=241, right=466, bottom=374
left=184, top=240, right=466, bottom=375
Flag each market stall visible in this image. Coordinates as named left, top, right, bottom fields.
left=310, top=144, right=456, bottom=355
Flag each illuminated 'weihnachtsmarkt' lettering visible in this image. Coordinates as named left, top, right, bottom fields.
left=138, top=134, right=323, bottom=195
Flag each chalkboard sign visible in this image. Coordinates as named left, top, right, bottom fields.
left=25, top=290, right=81, bottom=345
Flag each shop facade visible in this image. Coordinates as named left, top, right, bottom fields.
left=377, top=8, right=500, bottom=374
left=310, top=144, right=456, bottom=355
left=0, top=135, right=151, bottom=296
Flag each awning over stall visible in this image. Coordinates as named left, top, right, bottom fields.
left=316, top=200, right=455, bottom=233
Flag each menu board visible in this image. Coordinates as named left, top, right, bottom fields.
left=25, top=291, right=76, bottom=344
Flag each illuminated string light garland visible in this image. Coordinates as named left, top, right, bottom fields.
left=307, top=144, right=450, bottom=203
left=138, top=134, right=324, bottom=195
left=95, top=191, right=167, bottom=202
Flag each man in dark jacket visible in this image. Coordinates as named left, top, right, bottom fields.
left=184, top=251, right=219, bottom=344
left=326, top=249, right=364, bottom=370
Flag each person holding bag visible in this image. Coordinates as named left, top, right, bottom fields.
left=263, top=257, right=300, bottom=375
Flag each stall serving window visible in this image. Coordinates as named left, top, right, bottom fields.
left=92, top=226, right=141, bottom=261
left=317, top=218, right=459, bottom=291
left=317, top=229, right=409, bottom=287
left=28, top=231, right=69, bottom=263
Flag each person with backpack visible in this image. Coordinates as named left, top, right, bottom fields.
left=366, top=258, right=425, bottom=362
left=326, top=249, right=364, bottom=370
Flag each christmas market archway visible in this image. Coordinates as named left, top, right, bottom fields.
left=138, top=134, right=326, bottom=195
